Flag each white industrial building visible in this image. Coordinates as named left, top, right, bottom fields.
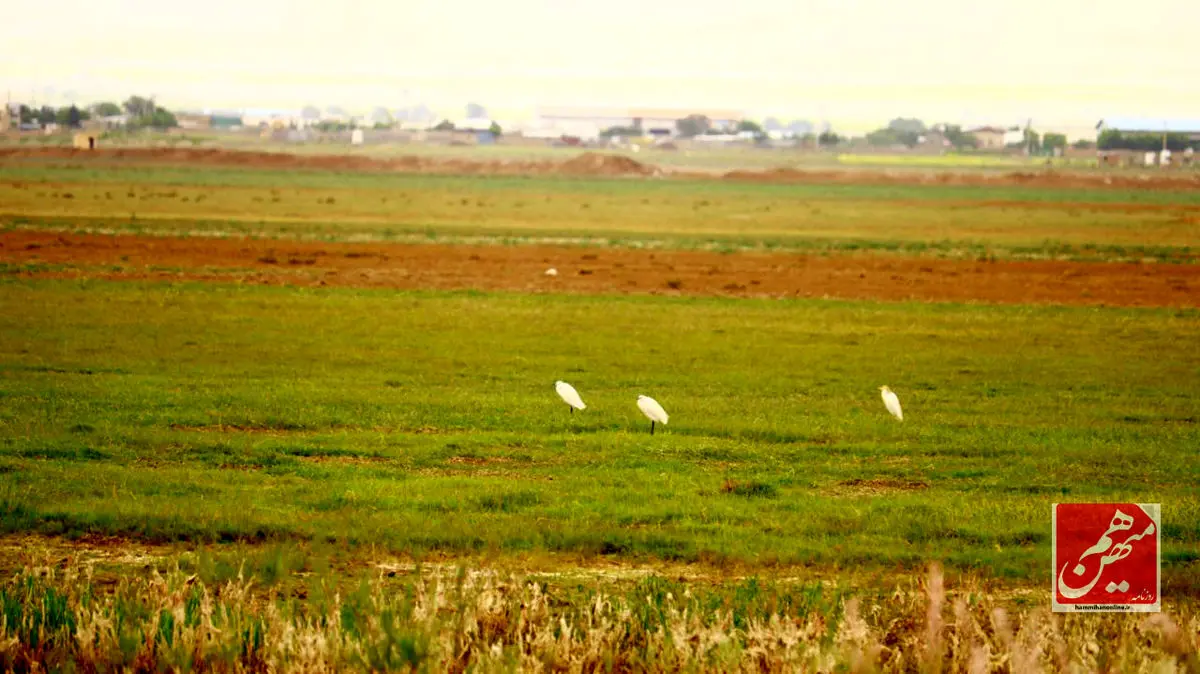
left=530, top=106, right=744, bottom=140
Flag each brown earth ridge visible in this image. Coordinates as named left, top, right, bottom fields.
left=4, top=230, right=1197, bottom=308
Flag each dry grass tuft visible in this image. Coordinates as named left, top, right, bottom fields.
left=0, top=561, right=1196, bottom=672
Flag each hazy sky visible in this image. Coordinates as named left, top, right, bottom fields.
left=2, top=0, right=1196, bottom=136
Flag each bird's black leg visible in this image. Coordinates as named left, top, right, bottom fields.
left=570, top=407, right=574, bottom=415
left=650, top=421, right=655, bottom=436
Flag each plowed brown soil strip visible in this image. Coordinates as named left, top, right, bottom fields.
left=3, top=231, right=1198, bottom=307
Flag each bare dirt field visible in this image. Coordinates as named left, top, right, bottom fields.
left=5, top=230, right=1198, bottom=307
left=4, top=146, right=1200, bottom=189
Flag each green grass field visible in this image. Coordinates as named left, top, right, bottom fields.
left=2, top=161, right=1199, bottom=261
left=2, top=154, right=1199, bottom=670
left=2, top=279, right=1196, bottom=583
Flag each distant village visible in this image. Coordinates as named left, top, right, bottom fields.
left=2, top=97, right=1197, bottom=168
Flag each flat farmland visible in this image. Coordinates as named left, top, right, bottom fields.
left=0, top=147, right=1197, bottom=671
left=2, top=151, right=1200, bottom=260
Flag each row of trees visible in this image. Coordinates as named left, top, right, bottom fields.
left=863, top=118, right=988, bottom=150
left=595, top=115, right=1083, bottom=151
left=10, top=96, right=177, bottom=130
left=1097, top=129, right=1199, bottom=152
left=860, top=119, right=1088, bottom=154
left=15, top=104, right=91, bottom=127
left=430, top=119, right=504, bottom=136
left=118, top=96, right=178, bottom=129
left=598, top=115, right=815, bottom=141
left=306, top=103, right=483, bottom=131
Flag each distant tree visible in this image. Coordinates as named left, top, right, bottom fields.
left=488, top=121, right=502, bottom=137
left=737, top=120, right=764, bottom=134
left=762, top=117, right=783, bottom=132
left=18, top=105, right=34, bottom=123
left=941, top=124, right=978, bottom=150
left=146, top=108, right=177, bottom=129
left=466, top=102, right=488, bottom=119
left=1022, top=129, right=1041, bottom=153
left=301, top=105, right=321, bottom=120
left=1097, top=129, right=1120, bottom=150
left=887, top=117, right=926, bottom=134
left=92, top=102, right=122, bottom=117
left=55, top=105, right=84, bottom=127
left=818, top=131, right=842, bottom=147
left=122, top=96, right=157, bottom=118
left=409, top=104, right=435, bottom=123
left=865, top=127, right=902, bottom=147
left=433, top=119, right=455, bottom=131
left=117, top=96, right=177, bottom=128
left=1098, top=129, right=1194, bottom=152
left=787, top=119, right=813, bottom=136
left=600, top=126, right=641, bottom=138
left=39, top=106, right=56, bottom=125
left=370, top=106, right=393, bottom=128
left=866, top=126, right=921, bottom=147
left=1099, top=129, right=1132, bottom=150
left=675, top=114, right=711, bottom=137
left=1071, top=138, right=1096, bottom=150
left=1042, top=132, right=1067, bottom=152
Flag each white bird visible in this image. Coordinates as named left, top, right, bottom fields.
left=555, top=380, right=586, bottom=413
left=636, top=395, right=669, bottom=435
left=544, top=268, right=558, bottom=276
left=879, top=385, right=903, bottom=421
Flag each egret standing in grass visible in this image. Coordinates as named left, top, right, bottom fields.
left=555, top=381, right=587, bottom=414
left=637, top=395, right=669, bottom=435
left=879, top=386, right=903, bottom=421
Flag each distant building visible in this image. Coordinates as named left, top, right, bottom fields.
left=451, top=117, right=495, bottom=143
left=1003, top=128, right=1026, bottom=146
left=915, top=131, right=951, bottom=154
left=176, top=113, right=212, bottom=130
left=73, top=132, right=98, bottom=150
left=630, top=107, right=742, bottom=135
left=97, top=114, right=129, bottom=128
left=209, top=115, right=243, bottom=130
left=242, top=109, right=302, bottom=129
left=967, top=126, right=1009, bottom=150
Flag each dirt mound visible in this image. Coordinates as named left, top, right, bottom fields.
left=0, top=146, right=664, bottom=180
left=556, top=152, right=659, bottom=177
left=723, top=168, right=833, bottom=183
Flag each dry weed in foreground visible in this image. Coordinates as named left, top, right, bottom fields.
left=0, top=562, right=1196, bottom=672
